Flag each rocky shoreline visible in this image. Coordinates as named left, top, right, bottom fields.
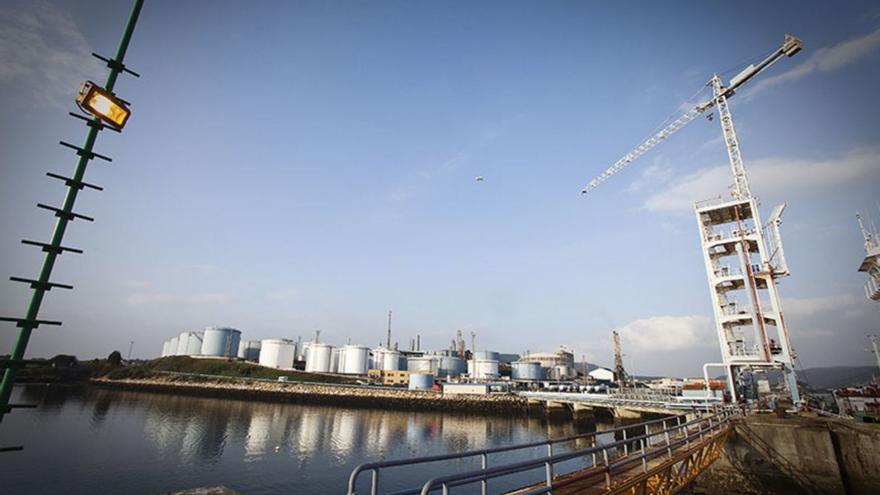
left=90, top=375, right=532, bottom=415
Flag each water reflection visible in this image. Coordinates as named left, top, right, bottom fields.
left=6, top=386, right=610, bottom=495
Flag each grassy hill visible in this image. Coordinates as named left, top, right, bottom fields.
left=797, top=366, right=877, bottom=390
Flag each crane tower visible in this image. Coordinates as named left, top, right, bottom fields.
left=582, top=34, right=804, bottom=404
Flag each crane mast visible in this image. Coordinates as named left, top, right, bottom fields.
left=582, top=34, right=805, bottom=406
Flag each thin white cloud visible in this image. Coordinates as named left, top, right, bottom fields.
left=125, top=292, right=234, bottom=306
left=0, top=1, right=101, bottom=106
left=644, top=147, right=880, bottom=212
left=782, top=293, right=864, bottom=317
left=617, top=315, right=715, bottom=353
left=745, top=28, right=880, bottom=100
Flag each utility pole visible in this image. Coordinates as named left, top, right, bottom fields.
left=0, top=0, right=145, bottom=431
left=127, top=341, right=134, bottom=361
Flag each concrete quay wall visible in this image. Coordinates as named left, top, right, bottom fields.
left=90, top=376, right=531, bottom=415
left=695, top=415, right=880, bottom=495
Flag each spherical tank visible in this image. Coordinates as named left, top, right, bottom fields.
left=407, top=356, right=439, bottom=374
left=511, top=361, right=545, bottom=381
left=472, top=359, right=499, bottom=379
left=200, top=326, right=242, bottom=357
left=340, top=345, right=370, bottom=374
left=305, top=343, right=333, bottom=372
left=258, top=339, right=295, bottom=369
left=408, top=373, right=434, bottom=390
left=238, top=339, right=262, bottom=361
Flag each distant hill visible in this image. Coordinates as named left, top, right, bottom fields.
left=797, top=366, right=878, bottom=390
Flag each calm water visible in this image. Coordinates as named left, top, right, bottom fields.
left=1, top=385, right=613, bottom=494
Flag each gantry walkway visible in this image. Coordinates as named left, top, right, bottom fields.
left=347, top=408, right=735, bottom=495
left=516, top=391, right=723, bottom=418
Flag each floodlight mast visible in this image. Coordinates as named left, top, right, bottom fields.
left=0, top=0, right=144, bottom=432
left=580, top=34, right=802, bottom=195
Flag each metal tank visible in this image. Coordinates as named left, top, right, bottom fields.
left=183, top=331, right=203, bottom=355
left=258, top=339, right=295, bottom=369
left=340, top=345, right=370, bottom=374
left=161, top=340, right=171, bottom=357
left=331, top=347, right=342, bottom=373
left=238, top=339, right=262, bottom=361
left=200, top=326, right=242, bottom=357
left=299, top=341, right=311, bottom=362
left=473, top=351, right=500, bottom=361
left=372, top=347, right=403, bottom=371
left=168, top=336, right=179, bottom=357
left=471, top=359, right=500, bottom=379
left=175, top=332, right=191, bottom=355
left=409, top=373, right=434, bottom=390
left=305, top=343, right=334, bottom=372
left=552, top=365, right=573, bottom=380
left=511, top=361, right=545, bottom=381
left=439, top=355, right=465, bottom=377
left=407, top=356, right=440, bottom=375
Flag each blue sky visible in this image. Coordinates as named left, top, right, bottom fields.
left=1, top=0, right=878, bottom=376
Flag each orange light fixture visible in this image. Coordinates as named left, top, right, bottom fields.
left=76, top=81, right=130, bottom=129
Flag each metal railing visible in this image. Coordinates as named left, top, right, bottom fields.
left=347, top=409, right=735, bottom=495
left=416, top=410, right=734, bottom=495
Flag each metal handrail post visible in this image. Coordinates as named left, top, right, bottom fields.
left=371, top=469, right=379, bottom=495
left=481, top=453, right=488, bottom=495
left=603, top=448, right=611, bottom=488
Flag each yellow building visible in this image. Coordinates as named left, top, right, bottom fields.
left=368, top=369, right=410, bottom=386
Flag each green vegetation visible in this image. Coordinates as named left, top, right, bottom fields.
left=102, top=356, right=360, bottom=384
left=12, top=352, right=125, bottom=384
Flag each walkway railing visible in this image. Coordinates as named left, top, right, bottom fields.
left=347, top=407, right=736, bottom=495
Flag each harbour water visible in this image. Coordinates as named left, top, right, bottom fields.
left=2, top=385, right=608, bottom=494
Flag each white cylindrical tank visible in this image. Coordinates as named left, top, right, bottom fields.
left=372, top=348, right=403, bottom=371
left=161, top=340, right=170, bottom=357
left=473, top=351, right=500, bottom=361
left=407, top=356, right=440, bottom=375
left=471, top=359, right=499, bottom=379
left=259, top=339, right=295, bottom=369
left=552, top=365, right=572, bottom=380
left=168, top=337, right=179, bottom=357
left=184, top=331, right=203, bottom=355
left=512, top=361, right=545, bottom=381
left=439, top=356, right=465, bottom=377
left=409, top=373, right=434, bottom=390
left=299, top=341, right=311, bottom=362
left=175, top=332, right=191, bottom=355
left=305, top=343, right=334, bottom=372
left=331, top=347, right=342, bottom=373
left=340, top=345, right=370, bottom=374
left=200, top=327, right=242, bottom=357
left=238, top=339, right=262, bottom=361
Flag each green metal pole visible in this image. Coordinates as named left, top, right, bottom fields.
left=0, top=0, right=144, bottom=422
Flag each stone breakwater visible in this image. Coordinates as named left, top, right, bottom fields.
left=90, top=375, right=531, bottom=415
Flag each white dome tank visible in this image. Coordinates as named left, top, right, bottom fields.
left=259, top=339, right=295, bottom=369
left=305, top=343, right=334, bottom=372
left=340, top=345, right=370, bottom=374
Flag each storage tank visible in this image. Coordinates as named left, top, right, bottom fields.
left=473, top=351, right=500, bottom=361
left=175, top=332, right=191, bottom=355
left=331, top=347, right=342, bottom=373
left=182, top=331, right=203, bottom=355
left=238, top=339, right=262, bottom=361
left=299, top=341, right=311, bottom=362
left=168, top=336, right=179, bottom=357
left=471, top=359, right=499, bottom=379
left=340, top=345, right=370, bottom=374
left=409, top=373, right=434, bottom=390
left=407, top=356, right=440, bottom=374
left=259, top=339, right=295, bottom=369
left=552, top=365, right=573, bottom=380
left=305, top=343, right=334, bottom=372
left=200, top=326, right=242, bottom=357
left=372, top=348, right=403, bottom=371
left=439, top=356, right=465, bottom=377
left=511, top=361, right=545, bottom=381
left=161, top=340, right=170, bottom=357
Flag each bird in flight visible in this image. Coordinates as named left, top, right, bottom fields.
left=475, top=176, right=484, bottom=182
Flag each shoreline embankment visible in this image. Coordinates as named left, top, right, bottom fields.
left=90, top=374, right=532, bottom=415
